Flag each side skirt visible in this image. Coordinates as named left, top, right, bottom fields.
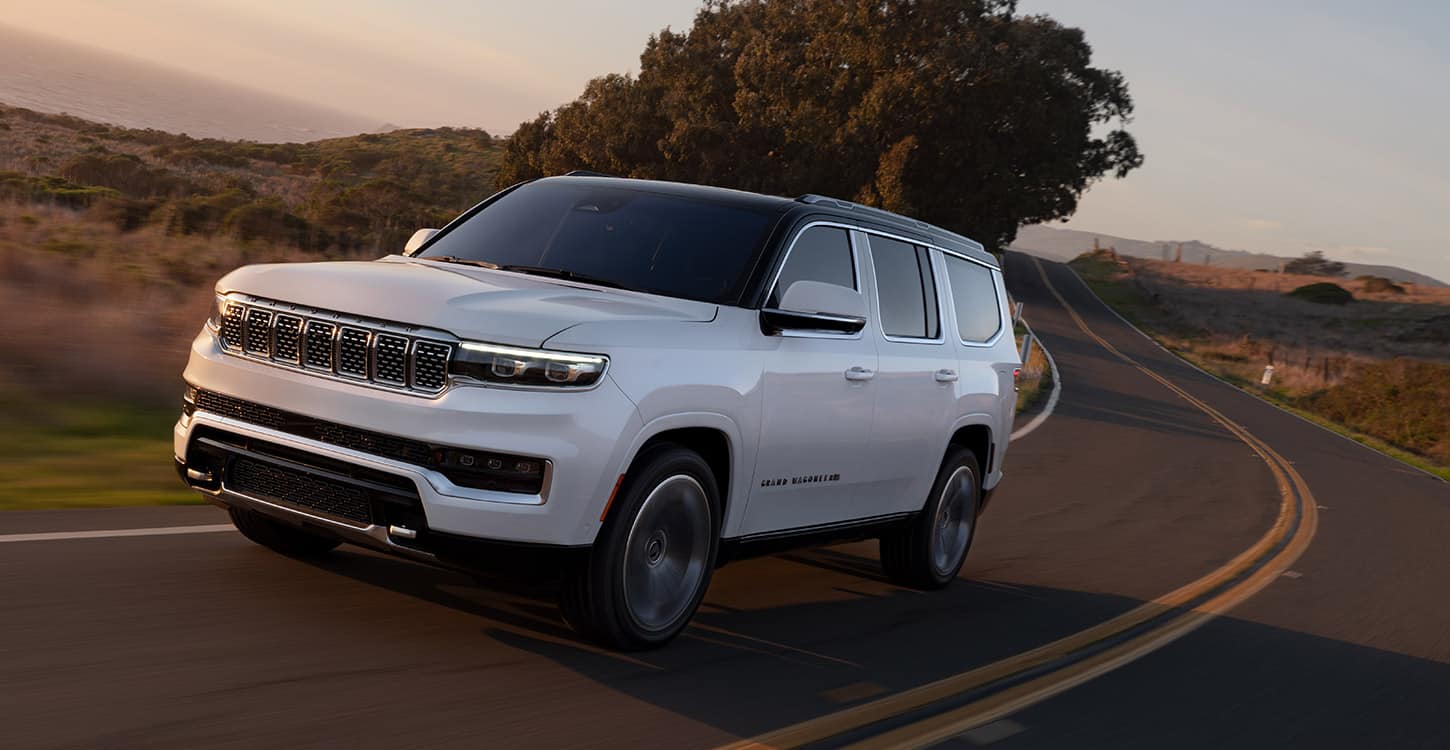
left=716, top=512, right=914, bottom=566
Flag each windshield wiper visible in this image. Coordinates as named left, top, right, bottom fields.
left=418, top=255, right=499, bottom=269
left=496, top=265, right=627, bottom=290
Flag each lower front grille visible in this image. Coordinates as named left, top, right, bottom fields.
left=191, top=390, right=548, bottom=495
left=229, top=456, right=373, bottom=525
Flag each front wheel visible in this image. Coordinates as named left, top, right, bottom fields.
left=880, top=447, right=982, bottom=589
left=560, top=445, right=719, bottom=650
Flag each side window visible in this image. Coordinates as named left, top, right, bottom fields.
left=869, top=235, right=940, bottom=339
left=944, top=255, right=1003, bottom=343
left=767, top=226, right=856, bottom=307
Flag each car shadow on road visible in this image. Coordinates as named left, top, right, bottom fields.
left=299, top=542, right=1450, bottom=747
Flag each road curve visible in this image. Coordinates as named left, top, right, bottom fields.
left=1, top=254, right=1444, bottom=748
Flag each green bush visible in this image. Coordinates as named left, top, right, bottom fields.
left=1286, top=282, right=1353, bottom=305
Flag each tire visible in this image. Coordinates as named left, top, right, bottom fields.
left=560, top=444, right=720, bottom=650
left=228, top=506, right=341, bottom=557
left=880, top=447, right=982, bottom=589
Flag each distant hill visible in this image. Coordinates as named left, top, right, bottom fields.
left=0, top=24, right=380, bottom=142
left=1012, top=225, right=1446, bottom=288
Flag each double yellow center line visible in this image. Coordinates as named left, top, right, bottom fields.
left=719, top=256, right=1319, bottom=750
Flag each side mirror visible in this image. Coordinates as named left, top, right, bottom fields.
left=404, top=228, right=440, bottom=254
left=761, top=280, right=867, bottom=335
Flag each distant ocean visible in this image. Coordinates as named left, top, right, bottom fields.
left=0, top=25, right=382, bottom=142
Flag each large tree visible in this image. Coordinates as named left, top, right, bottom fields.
left=496, top=0, right=1142, bottom=251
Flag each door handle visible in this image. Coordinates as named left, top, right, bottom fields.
left=844, top=366, right=876, bottom=382
left=934, top=369, right=958, bottom=383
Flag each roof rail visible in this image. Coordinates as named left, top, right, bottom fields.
left=797, top=194, right=939, bottom=234
left=563, top=170, right=616, bottom=178
left=794, top=193, right=985, bottom=254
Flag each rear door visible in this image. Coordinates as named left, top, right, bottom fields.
left=859, top=232, right=956, bottom=515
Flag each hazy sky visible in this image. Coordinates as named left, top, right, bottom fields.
left=6, top=0, right=1448, bottom=281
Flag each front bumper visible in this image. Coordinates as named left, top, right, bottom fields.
left=176, top=328, right=642, bottom=548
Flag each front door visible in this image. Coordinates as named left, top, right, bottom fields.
left=740, top=224, right=880, bottom=535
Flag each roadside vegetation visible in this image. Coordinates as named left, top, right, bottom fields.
left=1070, top=249, right=1450, bottom=478
left=1014, top=322, right=1054, bottom=415
left=0, top=387, right=196, bottom=510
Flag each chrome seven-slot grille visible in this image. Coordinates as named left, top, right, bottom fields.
left=218, top=298, right=453, bottom=395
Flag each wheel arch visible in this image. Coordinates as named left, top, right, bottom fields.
left=946, top=417, right=994, bottom=480
left=604, top=413, right=746, bottom=539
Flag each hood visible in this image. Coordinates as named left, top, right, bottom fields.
left=216, top=255, right=718, bottom=348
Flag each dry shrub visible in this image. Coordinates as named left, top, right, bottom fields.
left=1306, top=359, right=1450, bottom=465
left=0, top=204, right=365, bottom=405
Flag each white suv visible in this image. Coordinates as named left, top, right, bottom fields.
left=176, top=175, right=1019, bottom=649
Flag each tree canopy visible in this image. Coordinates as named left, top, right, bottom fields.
left=1285, top=251, right=1347, bottom=277
left=496, top=0, right=1143, bottom=251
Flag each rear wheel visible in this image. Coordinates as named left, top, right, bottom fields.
left=228, top=506, right=341, bottom=557
left=880, top=447, right=981, bottom=589
left=560, top=445, right=719, bottom=650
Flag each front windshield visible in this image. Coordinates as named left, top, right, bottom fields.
left=417, top=180, right=780, bottom=304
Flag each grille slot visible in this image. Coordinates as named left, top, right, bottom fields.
left=273, top=315, right=302, bottom=364
left=374, top=334, right=409, bottom=385
left=244, top=309, right=273, bottom=355
left=219, top=303, right=245, bottom=350
left=304, top=321, right=336, bottom=370
left=337, top=328, right=370, bottom=378
left=229, top=457, right=372, bottom=525
left=413, top=341, right=451, bottom=392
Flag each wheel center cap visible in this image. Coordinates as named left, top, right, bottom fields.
left=645, top=531, right=667, bottom=566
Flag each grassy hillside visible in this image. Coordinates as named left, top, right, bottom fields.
left=0, top=104, right=503, bottom=253
left=0, top=106, right=506, bottom=509
left=1070, top=249, right=1450, bottom=475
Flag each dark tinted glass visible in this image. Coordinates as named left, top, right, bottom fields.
left=418, top=181, right=778, bottom=304
left=944, top=255, right=1003, bottom=342
left=870, top=235, right=939, bottom=338
left=767, top=226, right=855, bottom=307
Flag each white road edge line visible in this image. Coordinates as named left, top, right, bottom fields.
left=0, top=524, right=235, bottom=544
left=1060, top=262, right=1447, bottom=484
left=1011, top=318, right=1061, bottom=442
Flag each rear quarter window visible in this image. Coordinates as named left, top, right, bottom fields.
left=944, top=255, right=1003, bottom=343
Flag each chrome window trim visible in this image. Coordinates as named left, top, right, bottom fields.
left=217, top=294, right=459, bottom=398
left=939, top=253, right=1009, bottom=349
left=762, top=220, right=868, bottom=341
left=859, top=232, right=947, bottom=346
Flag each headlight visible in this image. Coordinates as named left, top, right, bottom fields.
left=206, top=294, right=227, bottom=331
left=451, top=342, right=608, bottom=388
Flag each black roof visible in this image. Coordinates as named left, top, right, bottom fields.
left=543, top=175, right=998, bottom=269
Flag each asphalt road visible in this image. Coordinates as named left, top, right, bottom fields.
left=2, top=254, right=1445, bottom=748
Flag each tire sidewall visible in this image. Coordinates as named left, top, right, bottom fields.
left=591, top=445, right=721, bottom=647
left=917, top=448, right=981, bottom=586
